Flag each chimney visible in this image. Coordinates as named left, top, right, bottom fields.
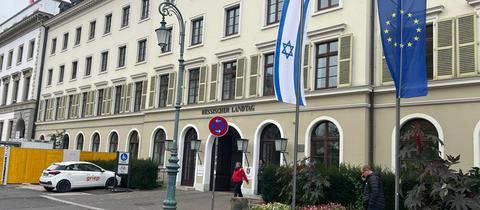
left=29, top=0, right=35, bottom=5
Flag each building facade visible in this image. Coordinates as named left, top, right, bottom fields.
left=35, top=0, right=480, bottom=195
left=0, top=0, right=61, bottom=142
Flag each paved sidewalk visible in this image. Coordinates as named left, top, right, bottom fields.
left=0, top=184, right=244, bottom=210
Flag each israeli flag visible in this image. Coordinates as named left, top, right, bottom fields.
left=274, top=0, right=311, bottom=106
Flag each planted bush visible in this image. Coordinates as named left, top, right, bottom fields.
left=251, top=202, right=290, bottom=210
left=91, top=159, right=159, bottom=190
left=301, top=203, right=347, bottom=210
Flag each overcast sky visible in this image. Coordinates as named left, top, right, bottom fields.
left=0, top=0, right=29, bottom=24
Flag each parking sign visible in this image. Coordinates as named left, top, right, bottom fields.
left=118, top=152, right=129, bottom=165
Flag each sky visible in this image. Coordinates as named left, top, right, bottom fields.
left=0, top=0, right=29, bottom=24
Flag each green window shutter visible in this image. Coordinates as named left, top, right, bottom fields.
left=338, top=34, right=353, bottom=87
left=89, top=91, right=95, bottom=117
left=120, top=84, right=126, bottom=113
left=47, top=99, right=53, bottom=121
left=58, top=96, right=65, bottom=120
left=248, top=54, right=260, bottom=98
left=198, top=66, right=208, bottom=103
left=235, top=57, right=246, bottom=99
left=101, top=89, right=107, bottom=115
left=209, top=64, right=218, bottom=102
left=141, top=80, right=148, bottom=110
left=106, top=87, right=112, bottom=115
left=456, top=13, right=478, bottom=76
left=125, top=83, right=132, bottom=113
left=303, top=44, right=311, bottom=90
left=166, top=72, right=176, bottom=106
left=148, top=76, right=156, bottom=108
left=38, top=100, right=44, bottom=122
left=74, top=94, right=80, bottom=119
left=435, top=18, right=455, bottom=79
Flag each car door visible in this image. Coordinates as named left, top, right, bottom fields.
left=83, top=164, right=104, bottom=187
left=65, top=164, right=86, bottom=187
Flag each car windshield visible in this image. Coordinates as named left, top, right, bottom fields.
left=47, top=164, right=67, bottom=171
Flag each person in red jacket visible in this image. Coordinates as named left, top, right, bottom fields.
left=231, top=162, right=248, bottom=197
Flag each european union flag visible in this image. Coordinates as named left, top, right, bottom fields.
left=378, top=0, right=428, bottom=98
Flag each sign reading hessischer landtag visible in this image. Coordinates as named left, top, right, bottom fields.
left=201, top=104, right=255, bottom=115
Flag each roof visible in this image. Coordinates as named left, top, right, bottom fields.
left=52, top=161, right=93, bottom=165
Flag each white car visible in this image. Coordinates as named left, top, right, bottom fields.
left=39, top=161, right=121, bottom=193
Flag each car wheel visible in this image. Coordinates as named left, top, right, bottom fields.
left=105, top=177, right=115, bottom=188
left=44, top=187, right=54, bottom=192
left=56, top=180, right=71, bottom=193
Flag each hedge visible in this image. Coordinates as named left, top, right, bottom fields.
left=90, top=159, right=159, bottom=190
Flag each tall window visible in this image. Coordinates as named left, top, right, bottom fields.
left=260, top=124, right=281, bottom=165
left=134, top=82, right=142, bottom=112
left=17, top=45, right=23, bottom=64
left=315, top=40, right=338, bottom=89
left=104, top=14, right=112, bottom=34
left=76, top=134, right=84, bottom=150
left=12, top=80, right=19, bottom=103
left=129, top=131, right=139, bottom=159
left=51, top=38, right=57, bottom=54
left=89, top=21, right=96, bottom=40
left=92, top=133, right=100, bottom=152
left=317, top=0, right=339, bottom=11
left=141, top=0, right=150, bottom=19
left=59, top=65, right=65, bottom=83
left=426, top=24, right=433, bottom=80
left=0, top=54, right=3, bottom=70
left=225, top=5, right=240, bottom=37
left=71, top=61, right=78, bottom=79
left=22, top=77, right=30, bottom=101
left=47, top=69, right=53, bottom=85
left=161, top=28, right=172, bottom=53
left=67, top=95, right=74, bottom=119
left=158, top=75, right=169, bottom=107
left=7, top=50, right=13, bottom=67
left=114, top=86, right=122, bottom=114
left=118, top=46, right=126, bottom=67
left=121, top=6, right=130, bottom=27
left=81, top=92, right=88, bottom=118
left=63, top=135, right=70, bottom=149
left=137, top=39, right=147, bottom=63
left=152, top=129, right=166, bottom=166
left=266, top=0, right=283, bottom=25
left=191, top=17, right=203, bottom=46
left=63, top=33, right=69, bottom=50
left=28, top=39, right=35, bottom=59
left=188, top=69, right=199, bottom=104
left=97, top=89, right=104, bottom=116
left=263, top=53, right=275, bottom=96
left=85, top=56, right=92, bottom=76
left=1, top=82, right=8, bottom=105
left=222, top=61, right=236, bottom=100
left=101, top=51, right=108, bottom=72
left=75, top=27, right=82, bottom=45
left=310, top=121, right=340, bottom=167
left=109, top=132, right=118, bottom=152
left=55, top=97, right=61, bottom=119
left=400, top=118, right=440, bottom=160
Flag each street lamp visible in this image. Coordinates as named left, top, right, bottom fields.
left=190, top=139, right=202, bottom=165
left=157, top=1, right=186, bottom=209
left=165, top=139, right=174, bottom=152
left=236, top=139, right=249, bottom=167
left=275, top=138, right=288, bottom=165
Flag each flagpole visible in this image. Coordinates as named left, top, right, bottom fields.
left=292, top=0, right=305, bottom=209
left=395, top=3, right=404, bottom=210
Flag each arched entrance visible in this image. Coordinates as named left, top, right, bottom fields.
left=310, top=121, right=340, bottom=167
left=210, top=126, right=243, bottom=191
left=260, top=124, right=281, bottom=165
left=181, top=128, right=198, bottom=186
left=63, top=135, right=70, bottom=149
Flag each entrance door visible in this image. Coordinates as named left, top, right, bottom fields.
left=210, top=127, right=242, bottom=191
left=260, top=124, right=281, bottom=165
left=181, top=128, right=197, bottom=186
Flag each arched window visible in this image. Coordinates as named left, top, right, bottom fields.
left=109, top=132, right=118, bottom=153
left=311, top=121, right=340, bottom=167
left=92, top=133, right=100, bottom=152
left=16, top=118, right=25, bottom=138
left=152, top=129, right=166, bottom=166
left=400, top=118, right=439, bottom=159
left=129, top=131, right=139, bottom=159
left=260, top=124, right=281, bottom=165
left=63, top=135, right=70, bottom=149
left=76, top=134, right=84, bottom=151
left=39, top=135, right=45, bottom=141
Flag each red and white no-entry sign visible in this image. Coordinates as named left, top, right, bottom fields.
left=208, top=116, right=228, bottom=137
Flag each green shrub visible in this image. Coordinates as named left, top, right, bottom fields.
left=91, top=159, right=159, bottom=190
left=251, top=202, right=291, bottom=210
left=262, top=164, right=288, bottom=203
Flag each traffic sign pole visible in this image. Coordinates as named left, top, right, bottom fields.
left=208, top=116, right=228, bottom=210
left=211, top=137, right=218, bottom=210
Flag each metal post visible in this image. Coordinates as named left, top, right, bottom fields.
left=211, top=137, right=218, bottom=210
left=395, top=2, right=404, bottom=210
left=292, top=0, right=305, bottom=209
left=112, top=151, right=118, bottom=192
left=159, top=1, right=185, bottom=210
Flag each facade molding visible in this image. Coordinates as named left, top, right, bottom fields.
left=154, top=64, right=175, bottom=73
left=214, top=48, right=243, bottom=61
left=306, top=23, right=347, bottom=40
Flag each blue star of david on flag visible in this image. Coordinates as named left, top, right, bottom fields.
left=378, top=0, right=428, bottom=98
left=281, top=41, right=295, bottom=59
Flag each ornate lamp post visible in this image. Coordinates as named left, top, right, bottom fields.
left=155, top=1, right=185, bottom=209
left=236, top=138, right=250, bottom=167
left=275, top=138, right=288, bottom=165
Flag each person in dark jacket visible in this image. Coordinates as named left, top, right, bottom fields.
left=362, top=165, right=386, bottom=210
left=231, top=162, right=249, bottom=197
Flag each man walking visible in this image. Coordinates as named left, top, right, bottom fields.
left=362, top=165, right=386, bottom=210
